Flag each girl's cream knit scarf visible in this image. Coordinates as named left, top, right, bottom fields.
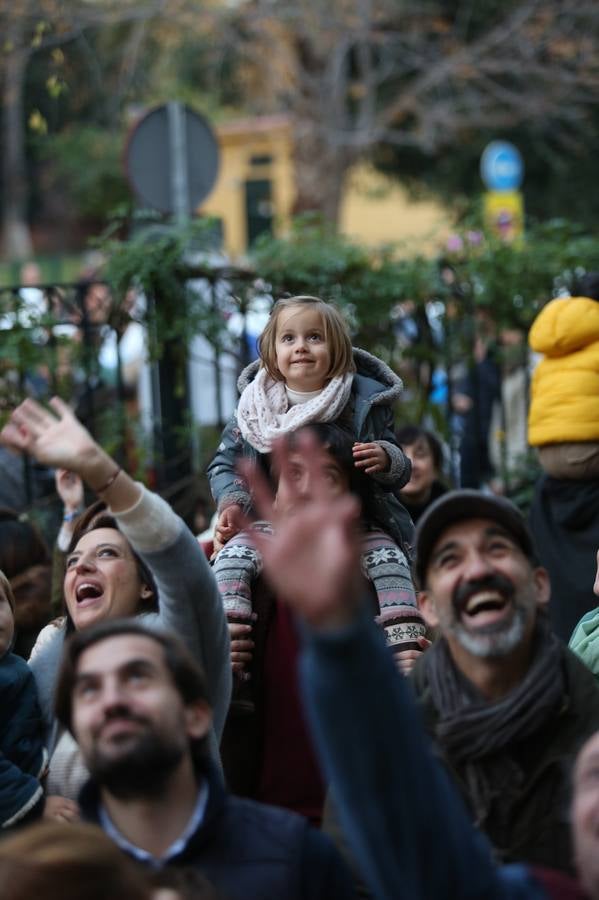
left=237, top=367, right=354, bottom=452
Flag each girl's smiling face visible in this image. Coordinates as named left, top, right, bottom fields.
left=274, top=305, right=331, bottom=391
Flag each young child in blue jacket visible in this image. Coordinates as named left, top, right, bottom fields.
left=0, top=570, right=47, bottom=829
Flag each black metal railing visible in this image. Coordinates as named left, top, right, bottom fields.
left=0, top=267, right=265, bottom=521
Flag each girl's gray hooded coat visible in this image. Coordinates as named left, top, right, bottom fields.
left=207, top=348, right=414, bottom=551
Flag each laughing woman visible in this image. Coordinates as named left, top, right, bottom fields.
left=0, top=397, right=231, bottom=818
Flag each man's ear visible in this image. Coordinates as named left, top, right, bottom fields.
left=184, top=700, right=212, bottom=740
left=417, top=590, right=440, bottom=628
left=533, top=567, right=551, bottom=608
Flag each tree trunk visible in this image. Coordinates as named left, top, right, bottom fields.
left=290, top=119, right=356, bottom=226
left=2, top=18, right=33, bottom=262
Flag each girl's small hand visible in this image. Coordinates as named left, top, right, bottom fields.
left=353, top=441, right=390, bottom=474
left=216, top=505, right=243, bottom=545
left=55, top=468, right=84, bottom=513
left=228, top=620, right=254, bottom=673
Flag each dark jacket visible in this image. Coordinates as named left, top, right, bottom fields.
left=411, top=642, right=599, bottom=873
left=455, top=349, right=502, bottom=488
left=529, top=475, right=599, bottom=641
left=400, top=479, right=448, bottom=525
left=220, top=578, right=326, bottom=824
left=220, top=577, right=279, bottom=798
left=80, top=759, right=356, bottom=900
left=0, top=652, right=46, bottom=828
left=299, top=608, right=551, bottom=900
left=207, top=348, right=413, bottom=550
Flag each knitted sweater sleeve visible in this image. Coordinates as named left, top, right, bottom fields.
left=371, top=439, right=411, bottom=489
left=111, top=486, right=232, bottom=746
left=28, top=622, right=65, bottom=746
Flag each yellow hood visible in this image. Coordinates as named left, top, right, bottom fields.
left=528, top=295, right=599, bottom=445
left=529, top=296, right=599, bottom=357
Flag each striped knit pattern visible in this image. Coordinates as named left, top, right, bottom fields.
left=360, top=529, right=426, bottom=654
left=213, top=523, right=272, bottom=619
left=213, top=524, right=425, bottom=654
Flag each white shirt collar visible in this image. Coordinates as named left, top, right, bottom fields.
left=98, top=780, right=209, bottom=868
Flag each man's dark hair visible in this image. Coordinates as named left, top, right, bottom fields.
left=395, top=424, right=444, bottom=474
left=64, top=501, right=158, bottom=632
left=576, top=271, right=599, bottom=302
left=54, top=619, right=210, bottom=764
left=0, top=507, right=50, bottom=577
left=284, top=422, right=382, bottom=527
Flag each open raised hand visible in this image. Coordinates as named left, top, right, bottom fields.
left=0, top=397, right=139, bottom=512
left=1, top=397, right=99, bottom=474
left=240, top=431, right=363, bottom=630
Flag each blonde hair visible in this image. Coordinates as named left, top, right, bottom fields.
left=258, top=296, right=355, bottom=383
left=0, top=570, right=15, bottom=614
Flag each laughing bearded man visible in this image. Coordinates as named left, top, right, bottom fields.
left=410, top=489, right=599, bottom=876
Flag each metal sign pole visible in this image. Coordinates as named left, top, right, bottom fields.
left=124, top=103, right=221, bottom=491
left=167, top=101, right=190, bottom=224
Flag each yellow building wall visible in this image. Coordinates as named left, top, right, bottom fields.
left=340, top=165, right=451, bottom=254
left=200, top=116, right=451, bottom=259
left=201, top=115, right=294, bottom=259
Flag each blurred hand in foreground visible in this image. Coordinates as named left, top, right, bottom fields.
left=240, top=431, right=363, bottom=631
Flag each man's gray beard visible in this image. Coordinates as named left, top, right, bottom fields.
left=87, top=730, right=185, bottom=800
left=447, top=602, right=530, bottom=659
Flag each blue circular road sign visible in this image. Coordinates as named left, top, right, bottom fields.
left=480, top=141, right=524, bottom=191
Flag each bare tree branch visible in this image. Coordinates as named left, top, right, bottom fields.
left=211, top=0, right=599, bottom=218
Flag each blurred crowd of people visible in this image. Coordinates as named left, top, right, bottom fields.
left=0, top=280, right=599, bottom=900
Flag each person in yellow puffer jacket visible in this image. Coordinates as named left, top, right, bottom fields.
left=528, top=272, right=599, bottom=479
